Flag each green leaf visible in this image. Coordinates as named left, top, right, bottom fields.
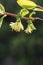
left=29, top=11, right=36, bottom=17
left=0, top=15, right=6, bottom=28
left=0, top=3, right=5, bottom=15
left=19, top=9, right=29, bottom=17
left=17, top=0, right=37, bottom=10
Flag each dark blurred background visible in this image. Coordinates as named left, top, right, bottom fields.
left=0, top=0, right=43, bottom=65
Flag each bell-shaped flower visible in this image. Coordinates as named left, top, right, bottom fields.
left=25, top=20, right=36, bottom=34
left=10, top=21, right=24, bottom=32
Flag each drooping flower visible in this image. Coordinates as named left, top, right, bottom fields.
left=24, top=20, right=36, bottom=34
left=10, top=21, right=24, bottom=32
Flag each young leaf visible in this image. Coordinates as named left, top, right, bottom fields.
left=17, top=0, right=37, bottom=10
left=0, top=15, right=6, bottom=28
left=19, top=9, right=29, bottom=17
left=0, top=3, right=5, bottom=15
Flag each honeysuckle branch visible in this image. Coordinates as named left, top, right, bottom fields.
left=0, top=3, right=43, bottom=34
left=4, top=12, right=43, bottom=21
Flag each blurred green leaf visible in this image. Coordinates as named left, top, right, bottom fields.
left=0, top=3, right=5, bottom=15
left=19, top=9, right=29, bottom=17
left=0, top=15, right=6, bottom=28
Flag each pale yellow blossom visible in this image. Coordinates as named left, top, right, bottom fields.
left=25, top=25, right=32, bottom=34
left=10, top=21, right=24, bottom=32
left=25, top=23, right=36, bottom=34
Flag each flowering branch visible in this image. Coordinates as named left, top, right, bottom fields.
left=4, top=12, right=43, bottom=21
left=0, top=3, right=43, bottom=34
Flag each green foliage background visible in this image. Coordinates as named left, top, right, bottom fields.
left=0, top=0, right=43, bottom=65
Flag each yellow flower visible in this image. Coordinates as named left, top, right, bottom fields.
left=25, top=25, right=32, bottom=34
left=24, top=21, right=36, bottom=34
left=10, top=21, right=24, bottom=32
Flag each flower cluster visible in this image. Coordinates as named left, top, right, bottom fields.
left=10, top=21, right=24, bottom=32
left=9, top=9, right=36, bottom=34
left=25, top=20, right=36, bottom=34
